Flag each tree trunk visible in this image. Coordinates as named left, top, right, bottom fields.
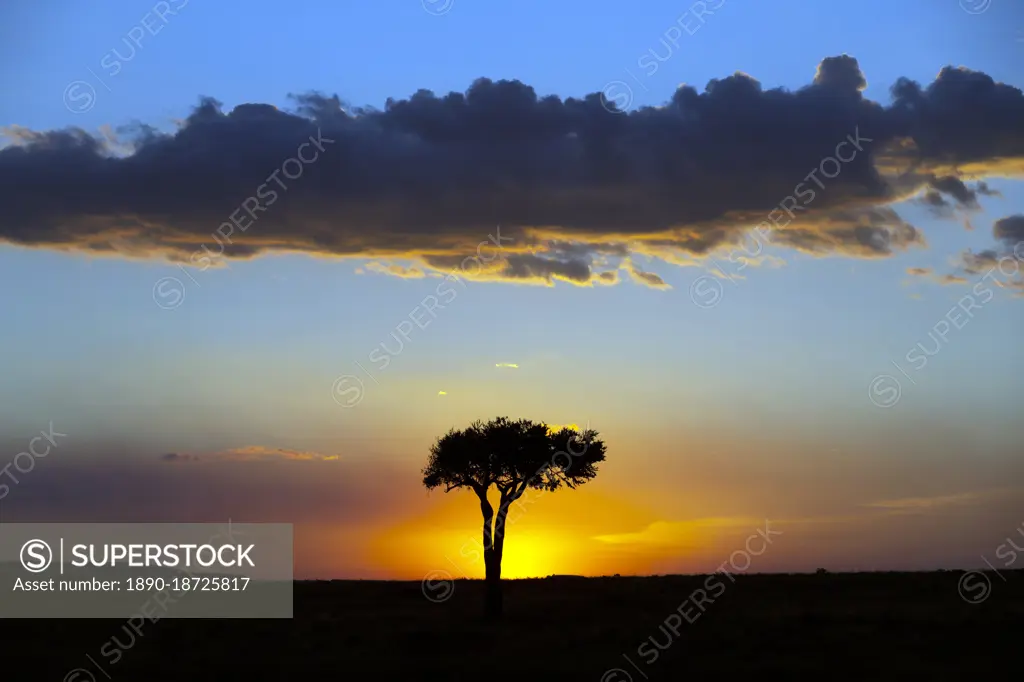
left=484, top=547, right=503, bottom=620
left=484, top=499, right=512, bottom=621
left=477, top=494, right=502, bottom=620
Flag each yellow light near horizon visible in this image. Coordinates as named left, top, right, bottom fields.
left=374, top=526, right=588, bottom=579
left=369, top=485, right=673, bottom=579
left=498, top=533, right=565, bottom=578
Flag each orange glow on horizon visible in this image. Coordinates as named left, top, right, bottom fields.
left=369, top=485, right=684, bottom=579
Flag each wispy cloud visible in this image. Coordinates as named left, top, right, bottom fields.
left=220, top=446, right=340, bottom=462
left=159, top=452, right=198, bottom=463
left=437, top=390, right=447, bottom=396
left=906, top=265, right=971, bottom=286
left=861, top=490, right=1000, bottom=512
left=495, top=363, right=519, bottom=369
left=623, top=259, right=671, bottom=289
left=907, top=215, right=1024, bottom=294
left=593, top=517, right=767, bottom=546
left=158, top=446, right=341, bottom=463
left=361, top=261, right=426, bottom=279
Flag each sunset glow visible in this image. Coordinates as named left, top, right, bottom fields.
left=1, top=0, right=1022, bottom=586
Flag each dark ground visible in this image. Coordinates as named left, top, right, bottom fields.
left=6, top=570, right=1021, bottom=681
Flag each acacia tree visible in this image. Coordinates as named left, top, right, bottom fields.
left=422, top=416, right=606, bottom=619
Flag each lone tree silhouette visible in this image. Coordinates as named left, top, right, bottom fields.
left=422, top=416, right=606, bottom=620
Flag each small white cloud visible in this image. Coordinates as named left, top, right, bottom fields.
left=495, top=363, right=519, bottom=369
left=437, top=390, right=447, bottom=396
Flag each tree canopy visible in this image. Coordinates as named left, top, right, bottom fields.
left=422, top=416, right=605, bottom=501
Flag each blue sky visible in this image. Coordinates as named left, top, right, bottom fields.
left=3, top=0, right=1022, bottom=127
left=1, top=0, right=1022, bottom=578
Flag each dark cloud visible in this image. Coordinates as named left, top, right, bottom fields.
left=929, top=176, right=980, bottom=209
left=2, top=56, right=1023, bottom=287
left=938, top=215, right=1024, bottom=295
left=814, top=54, right=868, bottom=92
left=766, top=208, right=924, bottom=257
left=976, top=182, right=1000, bottom=198
left=918, top=189, right=951, bottom=212
left=914, top=175, right=1001, bottom=218
left=993, top=214, right=1024, bottom=245
left=963, top=214, right=1024, bottom=273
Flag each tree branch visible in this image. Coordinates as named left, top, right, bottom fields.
left=512, top=471, right=534, bottom=499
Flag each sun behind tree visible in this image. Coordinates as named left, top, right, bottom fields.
left=422, top=416, right=606, bottom=620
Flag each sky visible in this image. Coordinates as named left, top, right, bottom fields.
left=0, top=0, right=1022, bottom=579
